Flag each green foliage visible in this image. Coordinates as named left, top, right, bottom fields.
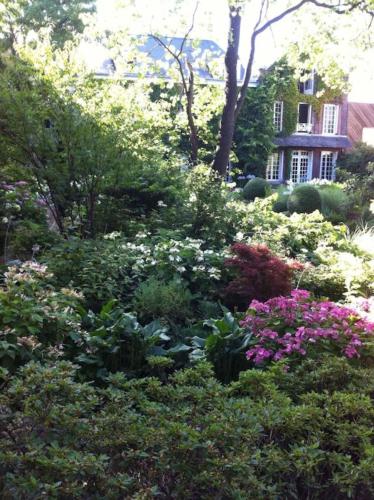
left=272, top=185, right=290, bottom=213
left=132, top=277, right=193, bottom=323
left=76, top=301, right=175, bottom=380
left=0, top=262, right=83, bottom=374
left=287, top=184, right=322, bottom=214
left=337, top=143, right=374, bottom=217
left=234, top=79, right=276, bottom=176
left=190, top=308, right=252, bottom=382
left=44, top=233, right=229, bottom=311
left=0, top=48, right=181, bottom=238
left=0, top=181, right=58, bottom=261
left=318, top=183, right=353, bottom=223
left=2, top=358, right=374, bottom=498
left=243, top=177, right=271, bottom=201
left=43, top=239, right=135, bottom=311
left=0, top=0, right=95, bottom=51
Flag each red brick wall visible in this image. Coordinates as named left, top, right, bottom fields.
left=312, top=95, right=348, bottom=135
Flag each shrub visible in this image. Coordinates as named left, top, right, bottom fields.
left=272, top=186, right=289, bottom=212
left=2, top=360, right=374, bottom=498
left=287, top=184, right=322, bottom=213
left=0, top=261, right=83, bottom=374
left=223, top=243, right=299, bottom=310
left=242, top=177, right=271, bottom=201
left=242, top=289, right=374, bottom=366
left=318, top=184, right=352, bottom=223
left=76, top=301, right=176, bottom=380
left=190, top=309, right=252, bottom=382
left=349, top=225, right=374, bottom=257
left=132, top=277, right=192, bottom=323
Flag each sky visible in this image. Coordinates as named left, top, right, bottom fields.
left=94, top=0, right=374, bottom=103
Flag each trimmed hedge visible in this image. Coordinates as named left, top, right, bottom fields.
left=243, top=177, right=271, bottom=201
left=287, top=184, right=322, bottom=213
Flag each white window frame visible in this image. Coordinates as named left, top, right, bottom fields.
left=303, top=70, right=315, bottom=95
left=320, top=151, right=337, bottom=180
left=290, top=150, right=313, bottom=183
left=273, top=101, right=283, bottom=133
left=296, top=103, right=312, bottom=133
left=322, top=104, right=339, bottom=135
left=266, top=151, right=284, bottom=182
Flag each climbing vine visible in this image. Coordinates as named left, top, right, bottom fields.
left=273, top=59, right=343, bottom=137
left=233, top=57, right=345, bottom=178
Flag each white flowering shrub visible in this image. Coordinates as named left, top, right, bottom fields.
left=122, top=234, right=229, bottom=296
left=0, top=261, right=84, bottom=374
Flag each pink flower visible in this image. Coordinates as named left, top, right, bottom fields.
left=242, top=290, right=373, bottom=366
left=291, top=289, right=310, bottom=300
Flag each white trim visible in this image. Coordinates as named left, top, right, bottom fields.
left=290, top=150, right=313, bottom=183
left=296, top=102, right=312, bottom=133
left=266, top=151, right=284, bottom=182
left=322, top=104, right=339, bottom=135
left=273, top=101, right=283, bottom=133
left=319, top=151, right=337, bottom=180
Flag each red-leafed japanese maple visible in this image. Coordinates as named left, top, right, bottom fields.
left=223, top=243, right=297, bottom=310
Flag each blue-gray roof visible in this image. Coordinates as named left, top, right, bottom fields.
left=274, top=134, right=352, bottom=149
left=95, top=35, right=248, bottom=84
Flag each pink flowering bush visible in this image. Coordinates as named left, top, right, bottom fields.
left=242, top=290, right=374, bottom=366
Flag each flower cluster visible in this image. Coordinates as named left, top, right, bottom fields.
left=242, top=290, right=374, bottom=365
left=121, top=237, right=228, bottom=282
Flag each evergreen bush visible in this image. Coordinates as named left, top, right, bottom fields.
left=272, top=185, right=290, bottom=212
left=287, top=184, right=322, bottom=213
left=318, top=184, right=352, bottom=222
left=243, top=177, right=271, bottom=201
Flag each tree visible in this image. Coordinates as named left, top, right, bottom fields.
left=212, top=0, right=374, bottom=176
left=0, top=45, right=179, bottom=237
left=151, top=2, right=200, bottom=164
left=0, top=0, right=96, bottom=53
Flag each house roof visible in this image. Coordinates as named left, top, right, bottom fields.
left=348, top=102, right=374, bottom=143
left=91, top=36, right=251, bottom=85
left=274, top=134, right=352, bottom=149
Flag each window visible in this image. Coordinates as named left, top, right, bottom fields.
left=323, top=104, right=339, bottom=135
left=266, top=152, right=283, bottom=181
left=298, top=70, right=315, bottom=95
left=273, top=101, right=283, bottom=133
left=320, top=151, right=337, bottom=180
left=290, top=150, right=312, bottom=183
left=297, top=103, right=312, bottom=133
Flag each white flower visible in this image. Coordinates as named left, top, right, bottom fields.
left=157, top=200, right=167, bottom=207
left=235, top=231, right=244, bottom=241
left=176, top=266, right=186, bottom=273
left=103, top=231, right=121, bottom=240
left=2, top=217, right=8, bottom=224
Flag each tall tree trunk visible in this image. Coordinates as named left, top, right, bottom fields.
left=186, top=61, right=199, bottom=164
left=212, top=6, right=241, bottom=176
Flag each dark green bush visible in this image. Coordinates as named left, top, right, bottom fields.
left=318, top=184, right=353, bottom=223
left=287, top=184, right=322, bottom=214
left=1, top=359, right=374, bottom=499
left=272, top=185, right=289, bottom=212
left=243, top=177, right=271, bottom=201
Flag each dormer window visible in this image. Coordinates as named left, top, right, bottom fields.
left=323, top=104, right=339, bottom=135
left=297, top=103, right=312, bottom=133
left=273, top=101, right=283, bottom=133
left=299, top=70, right=315, bottom=95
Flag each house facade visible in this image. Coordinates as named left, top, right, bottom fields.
left=266, top=74, right=352, bottom=184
